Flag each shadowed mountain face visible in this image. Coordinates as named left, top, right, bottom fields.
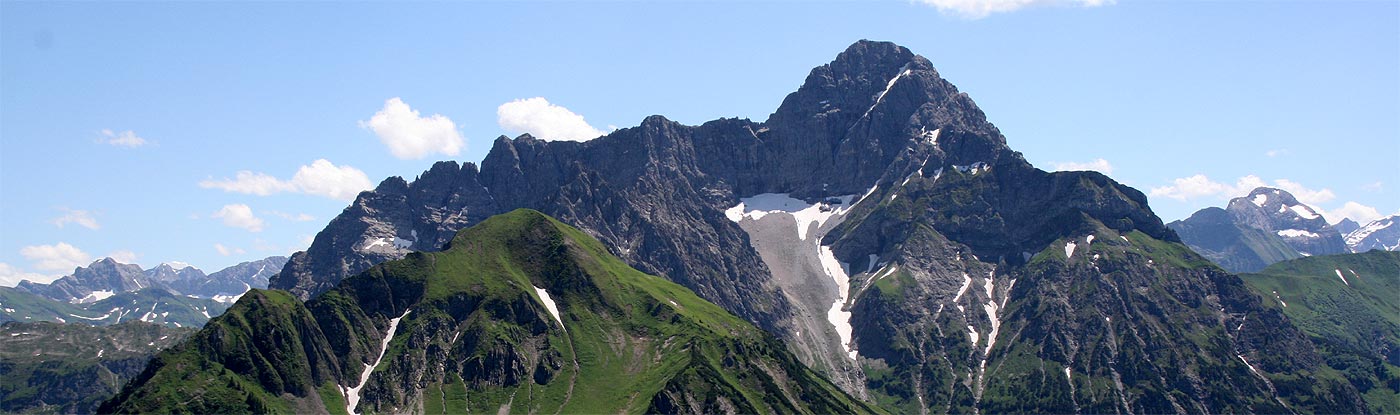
left=102, top=210, right=876, bottom=414
left=267, top=40, right=1365, bottom=413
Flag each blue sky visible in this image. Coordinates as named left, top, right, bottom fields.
left=2, top=1, right=1396, bottom=284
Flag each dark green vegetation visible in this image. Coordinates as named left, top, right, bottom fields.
left=0, top=286, right=228, bottom=328
left=0, top=321, right=193, bottom=414
left=1241, top=250, right=1400, bottom=413
left=102, top=209, right=877, bottom=414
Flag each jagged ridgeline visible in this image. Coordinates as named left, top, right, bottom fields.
left=101, top=209, right=877, bottom=414
left=253, top=40, right=1367, bottom=413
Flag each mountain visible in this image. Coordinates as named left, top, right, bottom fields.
left=1240, top=251, right=1400, bottom=413
left=16, top=258, right=154, bottom=304
left=1336, top=218, right=1362, bottom=236
left=1, top=286, right=229, bottom=328
left=1168, top=207, right=1302, bottom=273
left=143, top=263, right=207, bottom=285
left=165, top=256, right=287, bottom=299
left=1169, top=187, right=1349, bottom=272
left=102, top=209, right=876, bottom=414
left=1346, top=214, right=1400, bottom=253
left=0, top=321, right=193, bottom=414
left=8, top=255, right=286, bottom=308
left=262, top=40, right=1365, bottom=412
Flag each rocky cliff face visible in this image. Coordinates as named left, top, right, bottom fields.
left=268, top=40, right=1365, bottom=412
left=1225, top=187, right=1348, bottom=256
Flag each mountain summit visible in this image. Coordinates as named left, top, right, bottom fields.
left=264, top=41, right=1363, bottom=412
left=1170, top=187, right=1349, bottom=272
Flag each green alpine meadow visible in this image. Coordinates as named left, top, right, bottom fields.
left=100, top=209, right=878, bottom=414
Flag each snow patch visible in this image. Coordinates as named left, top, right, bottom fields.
left=345, top=309, right=410, bottom=415
left=1334, top=269, right=1350, bottom=286
left=533, top=286, right=565, bottom=329
left=1252, top=194, right=1268, bottom=207
left=819, top=245, right=858, bottom=360
left=74, top=290, right=115, bottom=304
left=97, top=349, right=104, bottom=358
left=1064, top=241, right=1078, bottom=259
left=1276, top=229, right=1319, bottom=238
left=953, top=273, right=973, bottom=304
left=861, top=68, right=912, bottom=120
left=954, top=162, right=989, bottom=175
left=726, top=193, right=857, bottom=241
left=1289, top=205, right=1320, bottom=220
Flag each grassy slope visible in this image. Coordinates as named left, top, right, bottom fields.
left=103, top=209, right=876, bottom=414
left=1241, top=250, right=1400, bottom=413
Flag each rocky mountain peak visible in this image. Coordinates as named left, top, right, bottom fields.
left=1224, top=187, right=1345, bottom=256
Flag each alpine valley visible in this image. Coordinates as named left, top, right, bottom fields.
left=95, top=40, right=1389, bottom=414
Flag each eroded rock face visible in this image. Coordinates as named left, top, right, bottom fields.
left=268, top=40, right=1366, bottom=412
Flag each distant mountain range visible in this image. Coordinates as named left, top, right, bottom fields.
left=0, top=256, right=286, bottom=327
left=1169, top=187, right=1398, bottom=273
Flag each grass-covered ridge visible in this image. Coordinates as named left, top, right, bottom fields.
left=1241, top=250, right=1400, bottom=413
left=103, top=209, right=877, bottom=414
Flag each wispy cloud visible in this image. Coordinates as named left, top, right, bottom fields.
left=214, top=243, right=246, bottom=256
left=266, top=210, right=316, bottom=222
left=1324, top=201, right=1383, bottom=225
left=212, top=204, right=265, bottom=232
left=914, top=0, right=1114, bottom=19
left=19, top=242, right=91, bottom=273
left=0, top=262, right=52, bottom=286
left=497, top=97, right=606, bottom=142
left=95, top=129, right=149, bottom=147
left=1149, top=174, right=1334, bottom=206
left=199, top=159, right=373, bottom=201
left=1264, top=149, right=1288, bottom=158
left=50, top=207, right=100, bottom=230
left=361, top=97, right=465, bottom=159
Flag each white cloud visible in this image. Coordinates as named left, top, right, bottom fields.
left=1324, top=202, right=1383, bottom=225
left=20, top=242, right=91, bottom=274
left=199, top=159, right=373, bottom=201
left=1362, top=181, right=1383, bottom=192
left=1148, top=174, right=1332, bottom=204
left=1265, top=149, right=1288, bottom=157
left=95, top=129, right=149, bottom=147
left=290, top=160, right=375, bottom=200
left=50, top=208, right=100, bottom=230
left=1052, top=158, right=1114, bottom=175
left=214, top=243, right=246, bottom=256
left=1272, top=178, right=1335, bottom=206
left=212, top=204, right=265, bottom=232
left=915, top=0, right=1114, bottom=19
left=497, top=97, right=606, bottom=142
left=0, top=262, right=53, bottom=286
left=106, top=250, right=139, bottom=264
left=360, top=97, right=464, bottom=159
